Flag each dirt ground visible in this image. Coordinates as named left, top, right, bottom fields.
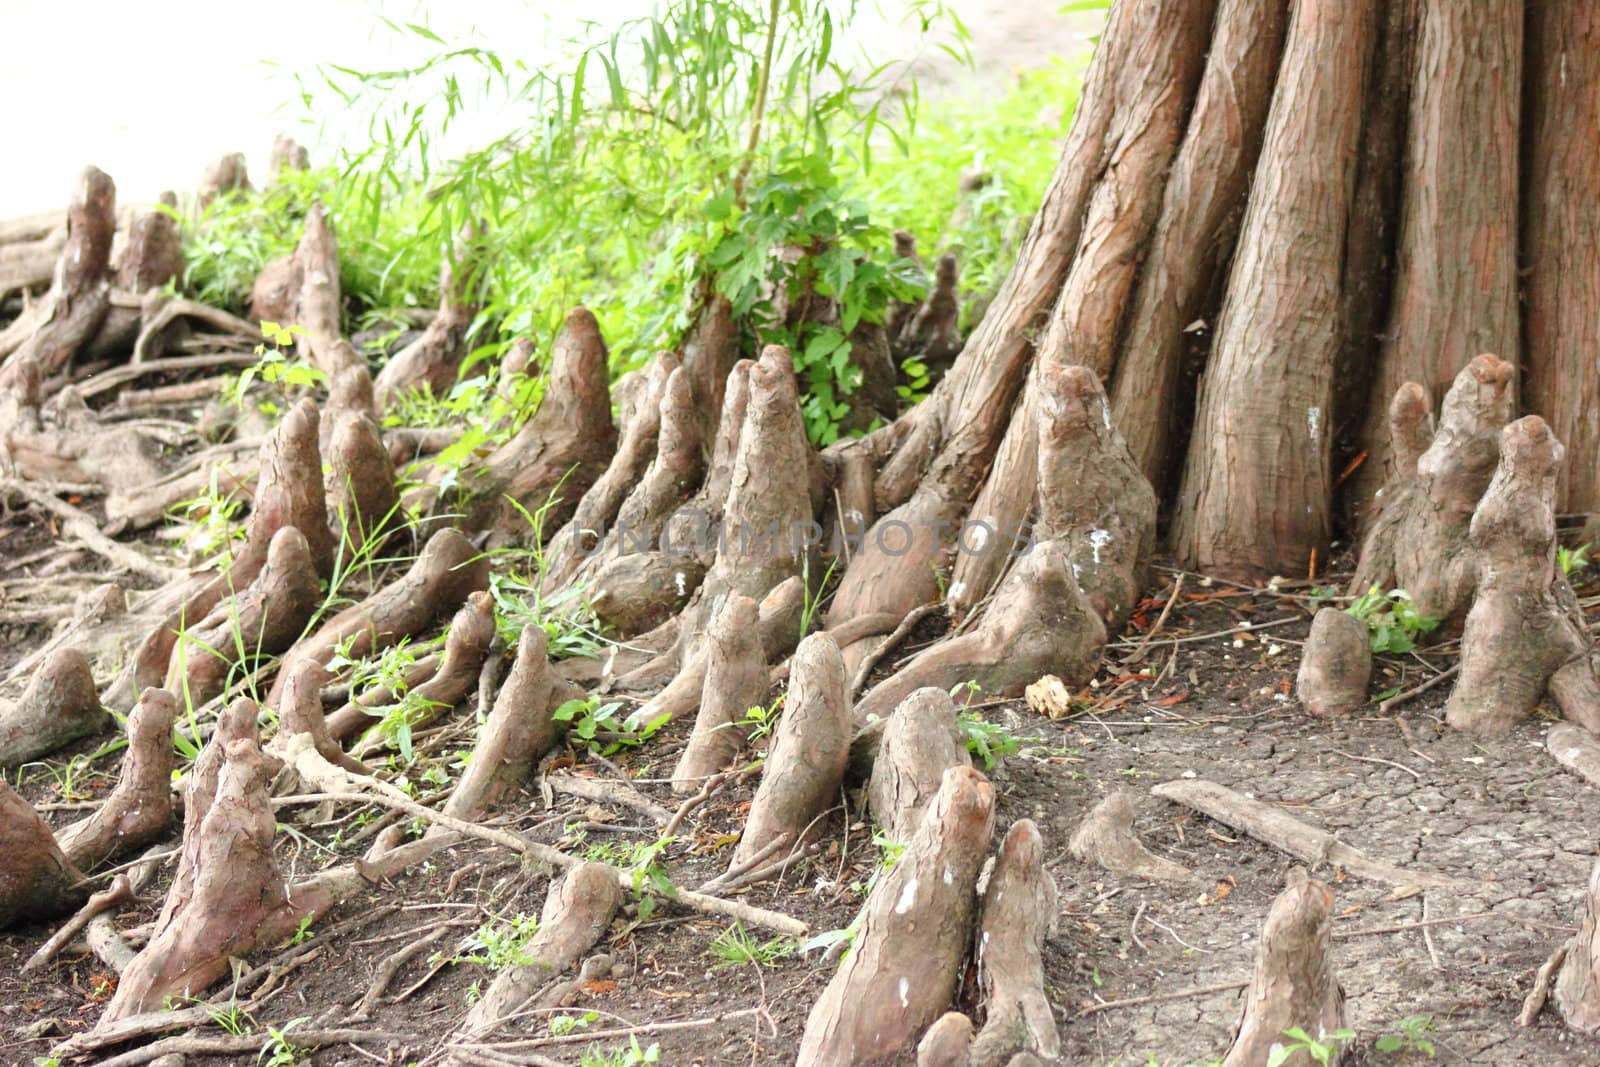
left=6, top=557, right=1600, bottom=1066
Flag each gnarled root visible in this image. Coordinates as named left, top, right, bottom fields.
left=109, top=389, right=332, bottom=700
left=326, top=410, right=399, bottom=561
left=374, top=221, right=483, bottom=406
left=661, top=358, right=752, bottom=569
left=1221, top=868, right=1347, bottom=1067
left=0, top=166, right=116, bottom=381
left=4, top=368, right=167, bottom=493
left=1068, top=791, right=1194, bottom=883
left=0, top=778, right=86, bottom=929
left=729, top=632, right=849, bottom=872
left=339, top=590, right=498, bottom=749
left=970, top=819, right=1060, bottom=1066
left=686, top=346, right=817, bottom=634
left=1551, top=858, right=1600, bottom=1032
left=0, top=646, right=105, bottom=767
left=1295, top=608, right=1372, bottom=717
left=1350, top=354, right=1514, bottom=625
left=445, top=626, right=561, bottom=821
left=266, top=661, right=370, bottom=778
left=1446, top=416, right=1600, bottom=736
left=55, top=688, right=177, bottom=870
left=796, top=765, right=996, bottom=1066
left=466, top=308, right=617, bottom=537
left=673, top=594, right=767, bottom=794
left=168, top=526, right=321, bottom=708
left=854, top=540, right=1107, bottom=727
left=952, top=360, right=1156, bottom=630
left=250, top=396, right=336, bottom=575
left=288, top=204, right=361, bottom=378
left=268, top=527, right=488, bottom=705
left=458, top=863, right=623, bottom=1039
left=585, top=365, right=706, bottom=633
left=917, top=1012, right=975, bottom=1067
left=196, top=152, right=250, bottom=209
left=540, top=352, right=675, bottom=593
left=85, top=191, right=185, bottom=359
left=101, top=734, right=309, bottom=1022
left=866, top=686, right=971, bottom=844
left=680, top=294, right=740, bottom=443
left=624, top=575, right=804, bottom=727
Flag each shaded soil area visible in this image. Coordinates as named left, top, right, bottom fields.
left=5, top=563, right=1599, bottom=1065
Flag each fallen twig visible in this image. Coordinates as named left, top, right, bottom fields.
left=1378, top=663, right=1461, bottom=713
left=1520, top=943, right=1568, bottom=1027
left=22, top=875, right=133, bottom=975
left=1121, top=573, right=1185, bottom=665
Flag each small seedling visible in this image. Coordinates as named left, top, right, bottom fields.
left=708, top=922, right=795, bottom=968
left=1559, top=542, right=1591, bottom=577
left=1375, top=1014, right=1437, bottom=1059
left=1266, top=1026, right=1355, bottom=1067
left=1345, top=585, right=1441, bottom=654
left=957, top=710, right=1022, bottom=771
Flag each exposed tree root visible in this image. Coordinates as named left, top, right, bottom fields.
left=444, top=626, right=562, bottom=822
left=326, top=410, right=400, bottom=560
left=970, top=819, right=1059, bottom=1066
left=854, top=540, right=1106, bottom=727
left=1153, top=779, right=1461, bottom=888
left=623, top=575, right=804, bottom=727
left=730, top=632, right=849, bottom=872
left=266, top=660, right=371, bottom=779
left=86, top=193, right=185, bottom=360
left=196, top=152, right=251, bottom=210
left=462, top=307, right=617, bottom=537
left=337, top=589, right=498, bottom=750
left=1221, top=869, right=1347, bottom=1067
left=267, top=527, right=488, bottom=706
left=586, top=365, right=705, bottom=633
left=0, top=777, right=86, bottom=928
left=21, top=873, right=135, bottom=976
left=540, top=352, right=675, bottom=593
left=916, top=1011, right=975, bottom=1067
left=0, top=646, right=105, bottom=767
left=101, top=734, right=307, bottom=1021
left=0, top=167, right=116, bottom=381
left=457, top=862, right=624, bottom=1040
left=673, top=594, right=767, bottom=794
left=55, top=687, right=177, bottom=870
left=168, top=526, right=321, bottom=708
left=1546, top=857, right=1600, bottom=1032
left=374, top=221, right=483, bottom=407
left=797, top=766, right=995, bottom=1066
left=1296, top=608, right=1372, bottom=717
left=1069, top=791, right=1194, bottom=883
left=1445, top=416, right=1600, bottom=737
left=866, top=686, right=971, bottom=844
left=1350, top=354, right=1514, bottom=625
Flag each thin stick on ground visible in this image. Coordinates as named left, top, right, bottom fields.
left=1378, top=663, right=1462, bottom=713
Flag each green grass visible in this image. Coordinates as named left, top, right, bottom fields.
left=180, top=2, right=1090, bottom=446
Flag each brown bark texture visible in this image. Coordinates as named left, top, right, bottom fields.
left=796, top=765, right=995, bottom=1066
left=1221, top=868, right=1347, bottom=1067
left=1174, top=0, right=1378, bottom=581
